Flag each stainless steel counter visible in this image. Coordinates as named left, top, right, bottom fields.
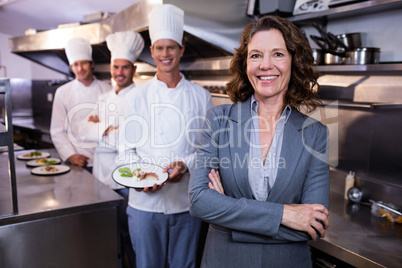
left=309, top=170, right=402, bottom=268
left=0, top=148, right=122, bottom=221
left=0, top=149, right=123, bottom=268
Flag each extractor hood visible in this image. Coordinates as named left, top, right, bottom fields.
left=8, top=0, right=251, bottom=78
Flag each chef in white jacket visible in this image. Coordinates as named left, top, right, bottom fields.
left=50, top=37, right=111, bottom=172
left=118, top=4, right=213, bottom=268
left=80, top=31, right=144, bottom=189
left=78, top=30, right=144, bottom=268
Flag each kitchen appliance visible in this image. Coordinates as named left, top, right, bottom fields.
left=257, top=0, right=297, bottom=15
left=328, top=0, right=367, bottom=8
left=293, top=0, right=330, bottom=15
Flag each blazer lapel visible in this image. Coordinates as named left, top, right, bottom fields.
left=267, top=110, right=306, bottom=201
left=227, top=99, right=254, bottom=199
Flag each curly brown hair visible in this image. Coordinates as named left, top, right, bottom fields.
left=226, top=15, right=320, bottom=112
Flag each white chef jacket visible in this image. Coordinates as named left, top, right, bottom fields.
left=50, top=78, right=111, bottom=165
left=79, top=83, right=135, bottom=189
left=118, top=74, right=213, bottom=214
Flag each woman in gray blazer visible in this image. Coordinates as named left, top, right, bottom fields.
left=189, top=15, right=330, bottom=268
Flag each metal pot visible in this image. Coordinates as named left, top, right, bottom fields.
left=336, top=32, right=362, bottom=50
left=345, top=47, right=380, bottom=65
left=312, top=48, right=324, bottom=65
left=325, top=52, right=345, bottom=65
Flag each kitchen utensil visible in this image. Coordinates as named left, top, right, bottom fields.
left=312, top=23, right=339, bottom=51
left=31, top=165, right=71, bottom=176
left=112, top=162, right=168, bottom=189
left=370, top=199, right=402, bottom=223
left=312, top=48, right=324, bottom=65
left=347, top=187, right=363, bottom=203
left=327, top=32, right=349, bottom=51
left=336, top=32, right=362, bottom=50
left=26, top=157, right=62, bottom=167
left=310, top=35, right=328, bottom=50
left=17, top=151, right=50, bottom=160
left=345, top=47, right=380, bottom=65
left=325, top=51, right=345, bottom=65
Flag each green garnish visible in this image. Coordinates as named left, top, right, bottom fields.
left=118, top=167, right=134, bottom=177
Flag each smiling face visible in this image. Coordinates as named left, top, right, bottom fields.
left=150, top=39, right=184, bottom=75
left=70, top=60, right=94, bottom=85
left=246, top=29, right=292, bottom=105
left=111, top=59, right=136, bottom=92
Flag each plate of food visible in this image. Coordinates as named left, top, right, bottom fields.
left=26, top=157, right=62, bottom=167
left=30, top=165, right=71, bottom=176
left=112, top=162, right=168, bottom=188
left=17, top=151, right=50, bottom=160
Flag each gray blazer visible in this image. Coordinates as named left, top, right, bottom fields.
left=189, top=98, right=330, bottom=266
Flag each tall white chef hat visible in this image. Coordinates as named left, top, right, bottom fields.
left=106, top=31, right=145, bottom=64
left=148, top=4, right=184, bottom=46
left=65, top=37, right=92, bottom=65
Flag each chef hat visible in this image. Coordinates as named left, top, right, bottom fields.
left=148, top=4, right=184, bottom=46
left=106, top=31, right=145, bottom=64
left=65, top=37, right=92, bottom=65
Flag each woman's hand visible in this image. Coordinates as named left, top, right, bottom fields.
left=208, top=169, right=225, bottom=195
left=281, top=204, right=329, bottom=241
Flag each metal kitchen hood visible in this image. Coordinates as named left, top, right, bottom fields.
left=8, top=0, right=247, bottom=78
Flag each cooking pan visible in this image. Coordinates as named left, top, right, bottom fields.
left=345, top=47, right=380, bottom=65
left=325, top=52, right=345, bottom=65
left=312, top=48, right=324, bottom=65
left=337, top=32, right=362, bottom=50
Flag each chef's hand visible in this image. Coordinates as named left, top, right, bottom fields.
left=281, top=204, right=330, bottom=241
left=88, top=114, right=99, bottom=123
left=137, top=182, right=167, bottom=193
left=68, top=154, right=89, bottom=167
left=163, top=161, right=188, bottom=183
left=208, top=169, right=225, bottom=195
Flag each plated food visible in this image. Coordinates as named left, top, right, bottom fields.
left=112, top=163, right=168, bottom=188
left=30, top=164, right=71, bottom=176
left=26, top=157, right=62, bottom=167
left=17, top=151, right=50, bottom=160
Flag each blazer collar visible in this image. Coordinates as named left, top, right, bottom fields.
left=229, top=98, right=252, bottom=125
left=227, top=98, right=254, bottom=198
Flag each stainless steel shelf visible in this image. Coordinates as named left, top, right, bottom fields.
left=320, top=100, right=402, bottom=109
left=315, top=63, right=402, bottom=73
left=288, top=0, right=402, bottom=23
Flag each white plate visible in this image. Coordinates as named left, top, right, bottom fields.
left=17, top=151, right=50, bottom=160
left=31, top=165, right=71, bottom=176
left=26, top=158, right=62, bottom=167
left=112, top=162, right=168, bottom=188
